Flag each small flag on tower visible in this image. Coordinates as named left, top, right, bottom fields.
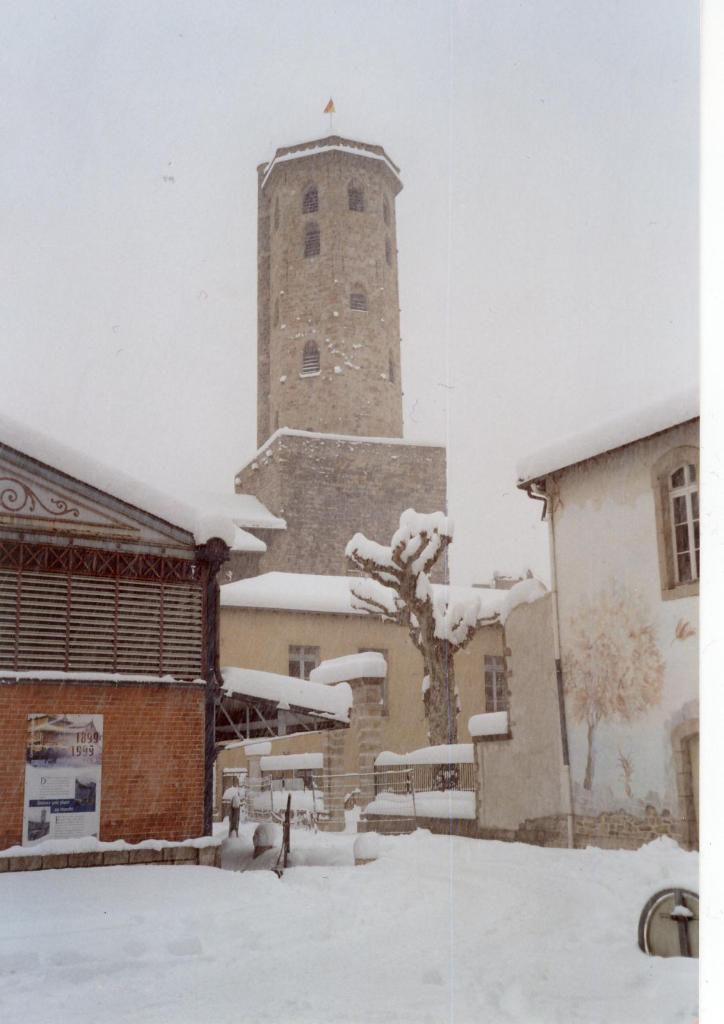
left=323, top=98, right=335, bottom=114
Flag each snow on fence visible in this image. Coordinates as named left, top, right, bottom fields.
left=373, top=744, right=475, bottom=801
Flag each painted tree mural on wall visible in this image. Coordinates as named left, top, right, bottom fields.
left=564, top=587, right=664, bottom=791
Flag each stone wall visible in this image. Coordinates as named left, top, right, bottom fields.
left=257, top=137, right=404, bottom=444
left=233, top=431, right=448, bottom=579
left=0, top=678, right=206, bottom=850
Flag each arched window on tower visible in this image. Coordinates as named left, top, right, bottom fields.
left=274, top=196, right=280, bottom=231
left=385, top=237, right=392, bottom=266
left=348, top=184, right=365, bottom=212
left=301, top=340, right=320, bottom=375
left=304, top=222, right=320, bottom=258
left=302, top=185, right=318, bottom=214
left=350, top=288, right=368, bottom=312
left=383, top=195, right=390, bottom=225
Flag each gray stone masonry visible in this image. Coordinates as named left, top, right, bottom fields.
left=257, top=136, right=404, bottom=446
left=233, top=432, right=448, bottom=581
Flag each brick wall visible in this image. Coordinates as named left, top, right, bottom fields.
left=233, top=432, right=448, bottom=580
left=0, top=679, right=206, bottom=850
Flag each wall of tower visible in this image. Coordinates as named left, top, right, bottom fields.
left=233, top=432, right=448, bottom=580
left=256, top=140, right=404, bottom=446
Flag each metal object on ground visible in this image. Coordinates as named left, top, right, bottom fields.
left=638, top=888, right=699, bottom=958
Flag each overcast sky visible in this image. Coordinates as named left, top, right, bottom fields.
left=1, top=0, right=698, bottom=584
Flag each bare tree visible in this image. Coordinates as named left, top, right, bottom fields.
left=345, top=509, right=480, bottom=746
left=564, top=586, right=664, bottom=791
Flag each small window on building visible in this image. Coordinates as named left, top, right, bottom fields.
left=304, top=222, right=320, bottom=258
left=388, top=354, right=395, bottom=382
left=385, top=237, right=392, bottom=266
left=301, top=340, right=320, bottom=375
left=348, top=185, right=365, bottom=212
left=302, top=185, right=318, bottom=214
left=288, top=645, right=320, bottom=679
left=274, top=196, right=280, bottom=231
left=274, top=298, right=279, bottom=326
left=484, top=655, right=507, bottom=713
left=350, top=290, right=368, bottom=311
left=669, top=463, right=699, bottom=583
left=383, top=195, right=390, bottom=225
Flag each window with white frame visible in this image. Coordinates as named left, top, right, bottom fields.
left=288, top=645, right=320, bottom=679
left=669, top=463, right=699, bottom=583
left=484, top=655, right=507, bottom=712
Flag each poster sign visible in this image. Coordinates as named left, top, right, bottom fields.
left=22, top=714, right=103, bottom=846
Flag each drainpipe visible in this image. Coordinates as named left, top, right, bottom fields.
left=524, top=480, right=575, bottom=849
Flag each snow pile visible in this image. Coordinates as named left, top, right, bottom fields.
left=0, top=827, right=698, bottom=1023
left=192, top=491, right=286, bottom=530
left=364, top=791, right=476, bottom=820
left=222, top=666, right=352, bottom=722
left=516, top=388, right=699, bottom=483
left=469, top=710, right=509, bottom=738
left=375, top=744, right=474, bottom=766
left=414, top=574, right=480, bottom=643
left=259, top=753, right=324, bottom=771
left=499, top=577, right=548, bottom=624
left=349, top=577, right=398, bottom=615
left=0, top=833, right=222, bottom=858
left=353, top=833, right=380, bottom=862
left=309, top=651, right=387, bottom=685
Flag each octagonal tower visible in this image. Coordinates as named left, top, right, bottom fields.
left=256, top=136, right=404, bottom=446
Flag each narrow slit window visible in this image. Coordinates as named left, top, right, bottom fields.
left=302, top=186, right=318, bottom=214
left=301, top=340, right=320, bottom=375
left=274, top=196, right=280, bottom=231
left=385, top=237, right=392, bottom=266
left=348, top=185, right=365, bottom=212
left=304, top=222, right=320, bottom=258
left=383, top=195, right=390, bottom=225
left=388, top=354, right=395, bottom=382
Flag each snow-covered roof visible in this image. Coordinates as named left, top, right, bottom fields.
left=0, top=412, right=243, bottom=547
left=196, top=492, right=285, bottom=531
left=221, top=666, right=352, bottom=723
left=260, top=136, right=401, bottom=191
left=220, top=572, right=511, bottom=623
left=516, top=389, right=699, bottom=484
left=260, top=753, right=324, bottom=771
left=231, top=526, right=267, bottom=554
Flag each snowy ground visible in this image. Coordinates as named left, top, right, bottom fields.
left=0, top=825, right=697, bottom=1024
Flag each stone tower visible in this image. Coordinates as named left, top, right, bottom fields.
left=256, top=136, right=404, bottom=446
left=232, top=134, right=447, bottom=581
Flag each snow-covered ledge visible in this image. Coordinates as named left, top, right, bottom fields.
left=468, top=710, right=510, bottom=741
left=309, top=651, right=387, bottom=685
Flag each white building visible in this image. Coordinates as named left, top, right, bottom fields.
left=517, top=391, right=699, bottom=849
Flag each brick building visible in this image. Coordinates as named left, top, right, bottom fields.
left=0, top=415, right=236, bottom=848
